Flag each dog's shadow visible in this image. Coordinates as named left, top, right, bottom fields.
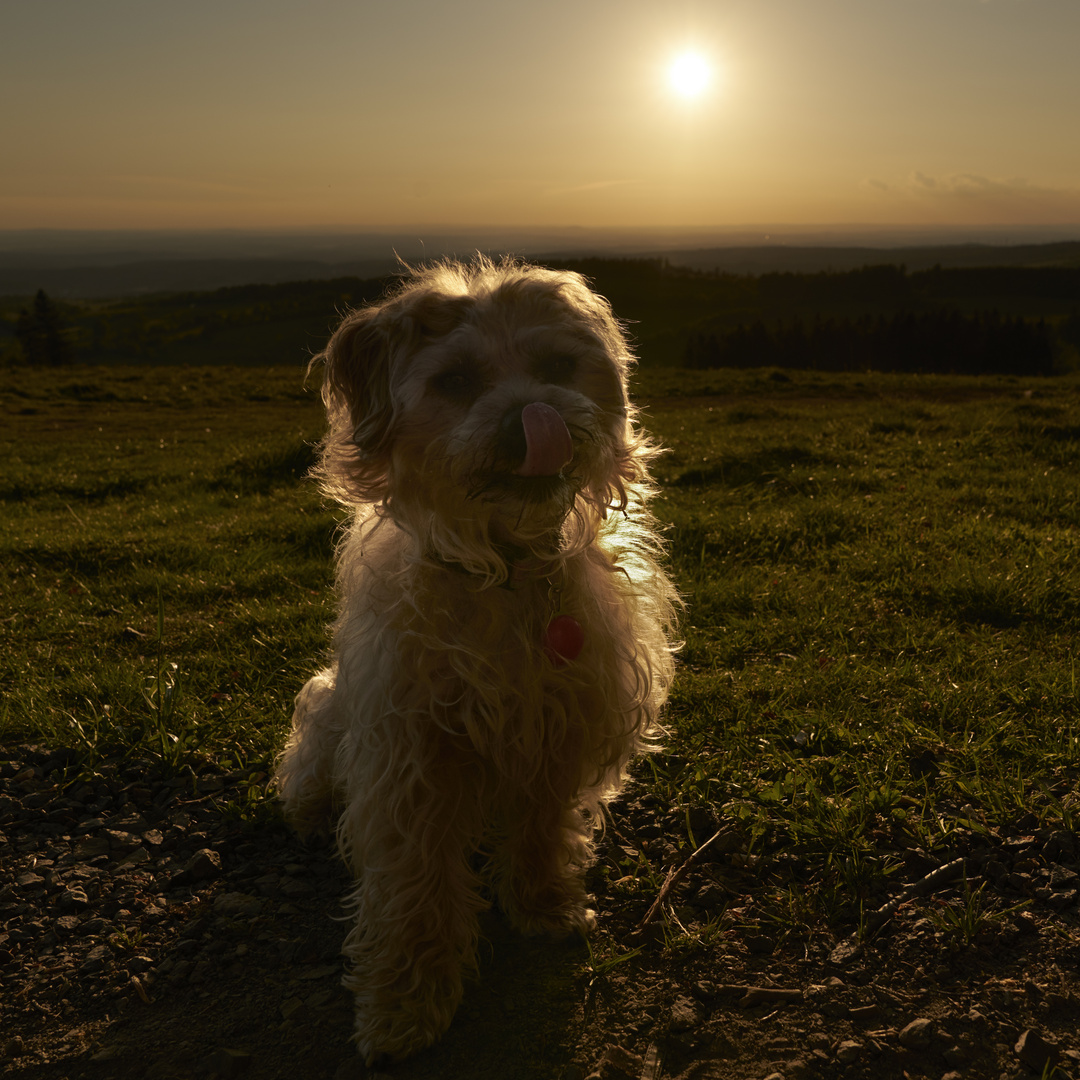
left=5, top=829, right=589, bottom=1080
left=389, top=911, right=589, bottom=1080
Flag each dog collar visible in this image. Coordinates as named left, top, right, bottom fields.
left=427, top=552, right=585, bottom=664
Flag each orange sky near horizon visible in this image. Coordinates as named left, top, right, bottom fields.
left=2, top=0, right=1079, bottom=233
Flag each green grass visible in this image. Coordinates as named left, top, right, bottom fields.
left=0, top=364, right=336, bottom=779
left=646, top=370, right=1080, bottom=928
left=3, top=363, right=1079, bottom=931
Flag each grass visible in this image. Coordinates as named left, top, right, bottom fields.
left=645, top=369, right=1080, bottom=929
left=3, top=362, right=1079, bottom=933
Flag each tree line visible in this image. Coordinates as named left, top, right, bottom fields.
left=684, top=309, right=1064, bottom=376
left=4, top=259, right=1079, bottom=374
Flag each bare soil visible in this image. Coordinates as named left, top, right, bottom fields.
left=3, top=744, right=1080, bottom=1080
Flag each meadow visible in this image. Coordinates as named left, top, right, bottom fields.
left=3, top=361, right=1080, bottom=935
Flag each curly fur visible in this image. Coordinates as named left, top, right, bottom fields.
left=275, top=256, right=678, bottom=1062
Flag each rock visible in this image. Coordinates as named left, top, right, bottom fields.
left=203, top=1048, right=252, bottom=1077
left=279, top=997, right=309, bottom=1025
left=1015, top=1029, right=1059, bottom=1073
left=592, top=1044, right=642, bottom=1080
left=79, top=944, right=111, bottom=975
left=835, top=1040, right=863, bottom=1065
left=942, top=1043, right=970, bottom=1068
left=745, top=933, right=776, bottom=955
left=898, top=1017, right=934, bottom=1050
left=186, top=848, right=222, bottom=881
left=58, top=884, right=90, bottom=910
left=279, top=876, right=315, bottom=900
left=213, top=891, right=262, bottom=918
left=669, top=995, right=701, bottom=1031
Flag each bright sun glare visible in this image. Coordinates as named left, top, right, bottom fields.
left=668, top=51, right=712, bottom=99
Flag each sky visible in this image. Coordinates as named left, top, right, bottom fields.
left=2, top=0, right=1079, bottom=233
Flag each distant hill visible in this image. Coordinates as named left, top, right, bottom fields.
left=655, top=241, right=1080, bottom=276
left=1, top=226, right=1077, bottom=298
left=0, top=257, right=399, bottom=299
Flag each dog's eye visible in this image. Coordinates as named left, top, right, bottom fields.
left=431, top=368, right=480, bottom=398
left=536, top=354, right=578, bottom=384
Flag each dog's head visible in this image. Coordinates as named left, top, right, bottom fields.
left=313, top=257, right=656, bottom=578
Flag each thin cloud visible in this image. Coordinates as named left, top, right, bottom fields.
left=903, top=171, right=1080, bottom=221
left=544, top=179, right=645, bottom=198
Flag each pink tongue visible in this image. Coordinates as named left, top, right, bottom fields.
left=516, top=402, right=574, bottom=477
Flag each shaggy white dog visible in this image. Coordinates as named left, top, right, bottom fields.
left=275, top=257, right=678, bottom=1062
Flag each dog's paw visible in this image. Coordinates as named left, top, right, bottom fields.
left=348, top=966, right=462, bottom=1063
left=506, top=901, right=597, bottom=939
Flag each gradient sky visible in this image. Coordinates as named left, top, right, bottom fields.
left=3, top=0, right=1079, bottom=231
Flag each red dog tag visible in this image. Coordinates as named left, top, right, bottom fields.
left=544, top=614, right=585, bottom=665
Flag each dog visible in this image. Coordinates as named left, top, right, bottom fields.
left=275, top=256, right=678, bottom=1062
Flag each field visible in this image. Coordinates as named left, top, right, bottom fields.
left=3, top=363, right=1080, bottom=1079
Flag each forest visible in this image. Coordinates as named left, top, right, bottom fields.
left=2, top=256, right=1079, bottom=375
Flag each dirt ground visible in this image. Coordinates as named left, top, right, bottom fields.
left=3, top=744, right=1080, bottom=1080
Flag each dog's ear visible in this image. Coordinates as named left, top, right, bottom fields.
left=314, top=306, right=397, bottom=505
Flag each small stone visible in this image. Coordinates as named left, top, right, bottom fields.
left=79, top=944, right=111, bottom=975
left=213, top=892, right=262, bottom=918
left=1015, top=1029, right=1059, bottom=1073
left=279, top=877, right=315, bottom=900
left=745, top=933, right=775, bottom=955
left=898, top=1017, right=934, bottom=1050
left=669, top=995, right=700, bottom=1031
left=835, top=1040, right=863, bottom=1065
left=942, top=1044, right=970, bottom=1068
left=74, top=836, right=111, bottom=860
left=280, top=997, right=308, bottom=1024
left=104, top=829, right=139, bottom=850
left=594, top=1044, right=642, bottom=1080
left=118, top=846, right=150, bottom=867
left=1049, top=864, right=1079, bottom=889
left=59, top=884, right=90, bottom=910
left=186, top=848, right=222, bottom=881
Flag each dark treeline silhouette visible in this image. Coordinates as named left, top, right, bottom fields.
left=685, top=309, right=1058, bottom=376
left=2, top=257, right=1078, bottom=370
left=15, top=289, right=74, bottom=366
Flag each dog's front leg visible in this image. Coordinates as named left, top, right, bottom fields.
left=497, top=795, right=596, bottom=938
left=337, top=749, right=485, bottom=1063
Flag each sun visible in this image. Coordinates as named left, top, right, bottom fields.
left=668, top=51, right=712, bottom=99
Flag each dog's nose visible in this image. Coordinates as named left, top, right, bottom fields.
left=505, top=402, right=574, bottom=477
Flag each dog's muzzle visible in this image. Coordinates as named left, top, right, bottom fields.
left=501, top=402, right=574, bottom=477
